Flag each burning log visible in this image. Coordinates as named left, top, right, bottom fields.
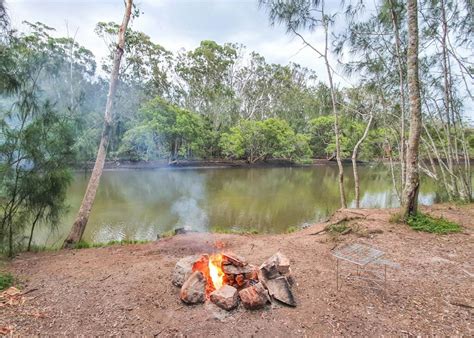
left=210, top=285, right=239, bottom=311
left=180, top=271, right=207, bottom=304
left=238, top=282, right=270, bottom=310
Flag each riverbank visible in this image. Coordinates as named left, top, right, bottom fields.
left=78, top=158, right=362, bottom=171
left=1, top=203, right=472, bottom=335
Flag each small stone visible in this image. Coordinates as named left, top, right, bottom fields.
left=172, top=255, right=201, bottom=287
left=235, top=274, right=245, bottom=287
left=210, top=285, right=239, bottom=311
left=174, top=226, right=193, bottom=235
left=180, top=271, right=206, bottom=304
left=264, top=276, right=296, bottom=307
left=239, top=282, right=270, bottom=310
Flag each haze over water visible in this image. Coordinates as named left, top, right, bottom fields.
left=33, top=165, right=443, bottom=247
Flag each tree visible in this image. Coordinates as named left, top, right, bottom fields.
left=403, top=0, right=422, bottom=218
left=63, top=0, right=133, bottom=248
left=0, top=11, right=78, bottom=256
left=219, top=118, right=311, bottom=163
left=259, top=0, right=347, bottom=208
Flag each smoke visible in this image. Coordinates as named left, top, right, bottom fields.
left=170, top=171, right=209, bottom=232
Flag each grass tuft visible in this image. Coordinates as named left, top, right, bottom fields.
left=407, top=213, right=461, bottom=234
left=286, top=225, right=300, bottom=233
left=74, top=239, right=150, bottom=249
left=0, top=272, right=14, bottom=291
left=389, top=212, right=404, bottom=224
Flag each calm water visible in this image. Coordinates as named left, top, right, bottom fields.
left=32, top=165, right=442, bottom=247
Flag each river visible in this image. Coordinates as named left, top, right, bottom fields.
left=32, top=164, right=444, bottom=247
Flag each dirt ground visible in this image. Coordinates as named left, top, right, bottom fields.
left=1, top=204, right=473, bottom=336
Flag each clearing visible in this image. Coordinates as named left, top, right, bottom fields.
left=1, top=203, right=473, bottom=336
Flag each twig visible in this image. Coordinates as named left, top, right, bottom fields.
left=450, top=301, right=473, bottom=309
left=99, top=274, right=112, bottom=282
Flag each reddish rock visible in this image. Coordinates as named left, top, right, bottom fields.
left=210, top=285, right=239, bottom=311
left=222, top=252, right=247, bottom=266
left=223, top=264, right=254, bottom=275
left=238, top=282, right=270, bottom=310
left=180, top=271, right=206, bottom=304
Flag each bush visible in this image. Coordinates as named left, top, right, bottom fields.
left=0, top=272, right=14, bottom=290
left=407, top=213, right=462, bottom=234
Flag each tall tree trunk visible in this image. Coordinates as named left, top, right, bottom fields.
left=403, top=0, right=422, bottom=219
left=352, top=112, right=374, bottom=208
left=63, top=0, right=133, bottom=248
left=388, top=0, right=407, bottom=197
left=322, top=1, right=346, bottom=209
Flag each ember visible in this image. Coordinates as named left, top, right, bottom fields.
left=173, top=251, right=296, bottom=311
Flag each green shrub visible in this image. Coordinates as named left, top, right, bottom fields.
left=0, top=272, right=14, bottom=290
left=286, top=225, right=300, bottom=233
left=407, top=213, right=461, bottom=234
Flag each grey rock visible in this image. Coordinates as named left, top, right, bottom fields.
left=172, top=255, right=201, bottom=287
left=264, top=276, right=296, bottom=307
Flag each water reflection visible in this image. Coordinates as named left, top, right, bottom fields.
left=31, top=165, right=447, bottom=246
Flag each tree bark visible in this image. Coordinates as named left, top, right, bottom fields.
left=402, top=0, right=422, bottom=219
left=388, top=0, right=407, bottom=197
left=63, top=0, right=133, bottom=248
left=322, top=1, right=346, bottom=209
left=352, top=112, right=373, bottom=208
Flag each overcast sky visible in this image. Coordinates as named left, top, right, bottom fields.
left=6, top=0, right=354, bottom=84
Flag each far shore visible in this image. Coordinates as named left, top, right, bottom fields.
left=76, top=158, right=369, bottom=171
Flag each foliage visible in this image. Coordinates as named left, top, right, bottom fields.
left=407, top=213, right=462, bottom=234
left=0, top=23, right=75, bottom=256
left=0, top=272, right=14, bottom=290
left=119, top=98, right=207, bottom=161
left=220, top=118, right=312, bottom=163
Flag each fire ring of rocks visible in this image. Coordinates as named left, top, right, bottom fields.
left=172, top=252, right=296, bottom=311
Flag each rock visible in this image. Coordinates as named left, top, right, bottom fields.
left=180, top=271, right=206, bottom=304
left=222, top=252, right=247, bottom=266
left=260, top=252, right=290, bottom=276
left=174, top=226, right=193, bottom=235
left=210, top=285, right=239, bottom=311
left=239, top=282, right=270, bottom=310
left=223, top=264, right=254, bottom=275
left=172, top=255, right=201, bottom=287
left=264, top=276, right=296, bottom=307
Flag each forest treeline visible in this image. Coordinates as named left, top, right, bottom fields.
left=1, top=0, right=472, bottom=254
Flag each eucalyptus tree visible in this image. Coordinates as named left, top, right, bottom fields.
left=259, top=0, right=347, bottom=208
left=64, top=0, right=133, bottom=248
left=403, top=0, right=422, bottom=218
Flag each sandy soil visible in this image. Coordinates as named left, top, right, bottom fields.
left=1, top=204, right=473, bottom=336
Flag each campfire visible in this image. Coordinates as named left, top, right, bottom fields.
left=172, top=252, right=296, bottom=311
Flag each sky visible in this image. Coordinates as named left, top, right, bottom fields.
left=6, top=0, right=349, bottom=84
left=5, top=0, right=473, bottom=120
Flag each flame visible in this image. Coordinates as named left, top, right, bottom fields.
left=208, top=254, right=224, bottom=290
